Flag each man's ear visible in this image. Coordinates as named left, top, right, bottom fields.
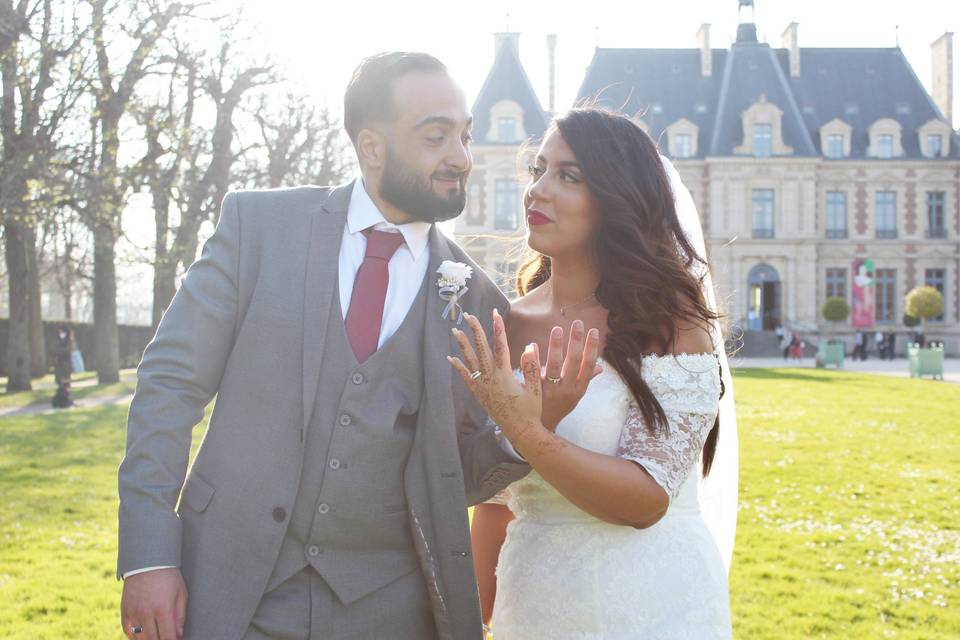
left=356, top=128, right=386, bottom=170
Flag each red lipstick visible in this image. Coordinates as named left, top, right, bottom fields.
left=526, top=209, right=552, bottom=226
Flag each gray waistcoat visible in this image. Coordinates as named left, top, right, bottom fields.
left=265, top=270, right=429, bottom=605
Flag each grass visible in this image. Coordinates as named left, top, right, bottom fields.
left=0, top=370, right=137, bottom=410
left=0, top=368, right=957, bottom=638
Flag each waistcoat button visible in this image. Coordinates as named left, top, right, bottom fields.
left=339, top=414, right=352, bottom=426
left=272, top=507, right=286, bottom=522
left=307, top=545, right=321, bottom=557
left=329, top=458, right=341, bottom=470
left=352, top=373, right=364, bottom=385
left=317, top=503, right=330, bottom=514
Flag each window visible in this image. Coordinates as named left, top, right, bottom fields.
left=674, top=133, right=692, bottom=158
left=877, top=134, right=894, bottom=158
left=825, top=191, right=848, bottom=239
left=825, top=134, right=844, bottom=159
left=753, top=124, right=772, bottom=157
left=497, top=117, right=516, bottom=142
left=494, top=179, right=520, bottom=230
left=752, top=189, right=775, bottom=238
left=875, top=191, right=897, bottom=239
left=927, top=191, right=946, bottom=238
left=925, top=269, right=946, bottom=322
left=826, top=268, right=847, bottom=300
left=927, top=134, right=943, bottom=158
left=874, top=268, right=896, bottom=323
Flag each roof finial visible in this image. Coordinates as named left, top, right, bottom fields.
left=595, top=25, right=600, bottom=48
left=895, top=24, right=900, bottom=48
left=506, top=12, right=510, bottom=32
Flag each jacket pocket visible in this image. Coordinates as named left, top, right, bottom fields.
left=181, top=473, right=216, bottom=513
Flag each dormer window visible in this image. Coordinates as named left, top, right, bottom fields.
left=666, top=118, right=699, bottom=159
left=753, top=124, right=772, bottom=157
left=917, top=118, right=952, bottom=158
left=674, top=134, right=692, bottom=158
left=867, top=119, right=903, bottom=159
left=497, top=117, right=517, bottom=142
left=927, top=134, right=943, bottom=158
left=825, top=134, right=844, bottom=159
left=877, top=134, right=894, bottom=159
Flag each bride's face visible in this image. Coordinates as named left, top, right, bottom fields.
left=523, top=129, right=601, bottom=259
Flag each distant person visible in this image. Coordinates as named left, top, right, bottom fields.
left=885, top=332, right=896, bottom=360
left=853, top=331, right=864, bottom=360
left=70, top=329, right=85, bottom=373
left=51, top=326, right=75, bottom=409
left=780, top=328, right=792, bottom=360
left=875, top=331, right=886, bottom=360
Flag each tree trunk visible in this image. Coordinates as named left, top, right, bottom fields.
left=93, top=226, right=120, bottom=383
left=26, top=225, right=47, bottom=377
left=4, top=222, right=32, bottom=391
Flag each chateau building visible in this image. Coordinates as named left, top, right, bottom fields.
left=456, top=5, right=960, bottom=354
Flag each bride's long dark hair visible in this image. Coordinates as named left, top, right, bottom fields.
left=517, top=107, right=723, bottom=475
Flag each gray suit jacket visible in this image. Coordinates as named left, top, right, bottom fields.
left=117, top=181, right=529, bottom=639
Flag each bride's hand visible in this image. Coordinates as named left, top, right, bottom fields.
left=447, top=309, right=543, bottom=444
left=539, top=321, right=603, bottom=432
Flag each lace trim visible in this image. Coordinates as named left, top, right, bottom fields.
left=616, top=355, right=720, bottom=500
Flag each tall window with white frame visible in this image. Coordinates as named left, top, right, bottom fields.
left=753, top=124, right=772, bottom=157
left=927, top=191, right=946, bottom=239
left=877, top=134, right=894, bottom=158
left=494, top=178, right=520, bottom=230
left=825, top=191, right=848, bottom=239
left=927, top=134, right=943, bottom=158
left=924, top=268, right=946, bottom=322
left=826, top=268, right=847, bottom=300
left=875, top=191, right=897, bottom=239
left=497, top=117, right=516, bottom=143
left=825, top=134, right=844, bottom=159
left=875, top=268, right=896, bottom=323
left=673, top=133, right=692, bottom=159
left=751, top=189, right=775, bottom=238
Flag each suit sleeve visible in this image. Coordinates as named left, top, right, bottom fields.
left=457, top=286, right=530, bottom=506
left=116, top=192, right=242, bottom=579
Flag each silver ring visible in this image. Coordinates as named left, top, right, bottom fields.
left=132, top=626, right=143, bottom=635
left=469, top=370, right=482, bottom=380
left=547, top=376, right=561, bottom=384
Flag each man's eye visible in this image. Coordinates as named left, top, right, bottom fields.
left=428, top=135, right=445, bottom=144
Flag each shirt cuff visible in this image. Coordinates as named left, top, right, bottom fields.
left=122, top=565, right=176, bottom=579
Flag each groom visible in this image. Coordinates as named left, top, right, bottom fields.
left=118, top=52, right=529, bottom=640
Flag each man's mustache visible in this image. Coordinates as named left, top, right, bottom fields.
left=432, top=171, right=467, bottom=183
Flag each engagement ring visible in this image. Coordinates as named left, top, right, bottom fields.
left=131, top=626, right=143, bottom=635
left=547, top=376, right=561, bottom=384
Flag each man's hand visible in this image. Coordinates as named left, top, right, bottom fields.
left=120, top=567, right=188, bottom=640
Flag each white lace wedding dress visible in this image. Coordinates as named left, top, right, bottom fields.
left=491, top=354, right=732, bottom=639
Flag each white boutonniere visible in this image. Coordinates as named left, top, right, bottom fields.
left=436, top=260, right=472, bottom=324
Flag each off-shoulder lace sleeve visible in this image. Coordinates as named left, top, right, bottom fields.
left=616, top=354, right=721, bottom=501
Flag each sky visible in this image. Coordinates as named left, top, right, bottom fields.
left=239, top=0, right=960, bottom=125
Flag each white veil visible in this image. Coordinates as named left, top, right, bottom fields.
left=661, top=156, right=739, bottom=573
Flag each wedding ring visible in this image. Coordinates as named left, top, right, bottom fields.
left=469, top=370, right=482, bottom=380
left=547, top=376, right=561, bottom=384
left=132, top=626, right=143, bottom=635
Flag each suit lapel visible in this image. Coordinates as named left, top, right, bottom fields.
left=301, top=181, right=353, bottom=436
left=422, top=225, right=459, bottom=429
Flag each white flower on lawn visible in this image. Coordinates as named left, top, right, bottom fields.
left=436, top=261, right=472, bottom=324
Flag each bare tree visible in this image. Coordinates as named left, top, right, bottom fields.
left=1, top=0, right=86, bottom=390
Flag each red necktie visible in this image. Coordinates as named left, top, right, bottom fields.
left=345, top=228, right=406, bottom=363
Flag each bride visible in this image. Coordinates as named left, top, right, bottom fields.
left=448, top=107, right=733, bottom=638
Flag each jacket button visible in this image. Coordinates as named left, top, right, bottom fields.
left=352, top=373, right=364, bottom=385
left=272, top=507, right=286, bottom=522
left=307, top=545, right=321, bottom=557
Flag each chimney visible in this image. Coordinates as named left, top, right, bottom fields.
left=494, top=32, right=520, bottom=59
left=546, top=34, right=557, bottom=113
left=697, top=24, right=712, bottom=77
left=782, top=22, right=800, bottom=77
left=931, top=32, right=954, bottom=125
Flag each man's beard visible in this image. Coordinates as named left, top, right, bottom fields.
left=379, top=147, right=467, bottom=223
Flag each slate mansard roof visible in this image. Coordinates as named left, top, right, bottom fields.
left=471, top=37, right=549, bottom=145
left=576, top=41, right=960, bottom=160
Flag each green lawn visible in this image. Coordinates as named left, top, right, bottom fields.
left=0, top=369, right=957, bottom=638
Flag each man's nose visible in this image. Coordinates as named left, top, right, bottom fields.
left=445, top=138, right=471, bottom=172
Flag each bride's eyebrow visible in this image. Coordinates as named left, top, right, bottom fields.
left=535, top=155, right=581, bottom=170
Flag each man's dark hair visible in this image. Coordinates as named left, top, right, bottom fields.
left=343, top=52, right=447, bottom=144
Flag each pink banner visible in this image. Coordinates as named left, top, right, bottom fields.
left=851, top=259, right=874, bottom=328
